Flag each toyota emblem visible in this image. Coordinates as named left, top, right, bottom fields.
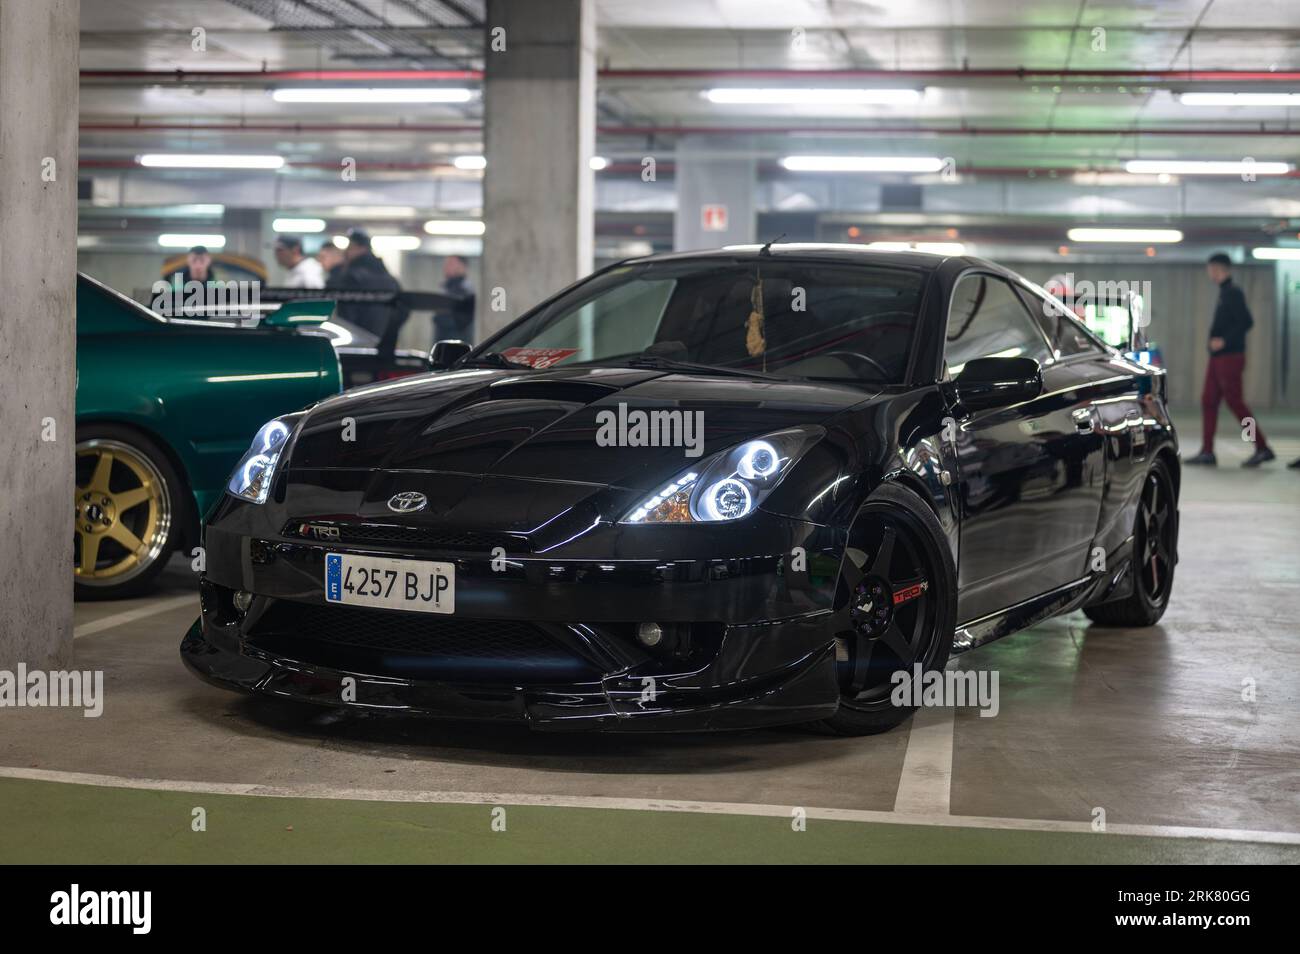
left=387, top=491, right=428, bottom=513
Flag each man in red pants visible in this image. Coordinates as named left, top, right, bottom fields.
left=1186, top=253, right=1275, bottom=468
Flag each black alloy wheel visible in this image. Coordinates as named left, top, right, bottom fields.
left=818, top=482, right=957, bottom=736
left=1084, top=457, right=1177, bottom=627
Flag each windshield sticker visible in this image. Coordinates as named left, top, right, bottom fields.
left=499, top=347, right=579, bottom=369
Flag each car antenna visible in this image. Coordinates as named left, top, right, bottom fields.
left=758, top=233, right=785, bottom=256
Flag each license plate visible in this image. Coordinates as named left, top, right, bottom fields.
left=324, top=553, right=455, bottom=614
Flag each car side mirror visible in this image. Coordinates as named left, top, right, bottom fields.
left=953, top=356, right=1043, bottom=411
left=428, top=339, right=471, bottom=371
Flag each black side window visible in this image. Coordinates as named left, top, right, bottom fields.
left=1018, top=287, right=1103, bottom=358
left=945, top=274, right=1051, bottom=373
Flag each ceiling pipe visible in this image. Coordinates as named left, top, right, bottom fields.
left=80, top=122, right=482, bottom=134
left=79, top=67, right=1300, bottom=84
left=79, top=121, right=1299, bottom=138
left=80, top=69, right=482, bottom=81
left=598, top=68, right=1300, bottom=82
left=76, top=158, right=1300, bottom=179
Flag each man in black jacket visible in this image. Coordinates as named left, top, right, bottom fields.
left=336, top=229, right=408, bottom=355
left=1186, top=253, right=1274, bottom=468
left=432, top=255, right=476, bottom=344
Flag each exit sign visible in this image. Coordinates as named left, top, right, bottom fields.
left=701, top=204, right=728, bottom=232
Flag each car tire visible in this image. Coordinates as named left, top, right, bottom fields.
left=73, top=423, right=187, bottom=601
left=1083, top=458, right=1177, bottom=628
left=815, top=481, right=958, bottom=736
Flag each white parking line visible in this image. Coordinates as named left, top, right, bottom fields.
left=1, top=766, right=1296, bottom=845
left=73, top=594, right=198, bottom=640
left=892, top=702, right=956, bottom=815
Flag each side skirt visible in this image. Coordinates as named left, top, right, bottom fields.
left=951, top=535, right=1138, bottom=654
left=952, top=575, right=1094, bottom=654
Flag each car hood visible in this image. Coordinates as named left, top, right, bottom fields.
left=287, top=364, right=874, bottom=492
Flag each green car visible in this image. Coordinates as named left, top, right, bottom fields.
left=74, top=273, right=342, bottom=599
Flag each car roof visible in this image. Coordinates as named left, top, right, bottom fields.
left=620, top=242, right=986, bottom=271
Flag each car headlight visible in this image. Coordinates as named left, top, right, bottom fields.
left=226, top=417, right=297, bottom=504
left=622, top=427, right=822, bottom=524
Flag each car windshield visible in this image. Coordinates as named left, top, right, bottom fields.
left=479, top=258, right=926, bottom=384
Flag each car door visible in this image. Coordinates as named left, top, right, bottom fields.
left=944, top=272, right=1105, bottom=624
left=1018, top=281, right=1146, bottom=569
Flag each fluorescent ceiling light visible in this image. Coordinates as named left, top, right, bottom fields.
left=706, top=88, right=923, bottom=105
left=272, top=87, right=474, bottom=104
left=1178, top=92, right=1300, bottom=107
left=427, top=237, right=483, bottom=257
left=1073, top=171, right=1172, bottom=186
left=333, top=205, right=417, bottom=219
left=1251, top=247, right=1300, bottom=260
left=423, top=219, right=485, bottom=236
left=782, top=155, right=944, bottom=173
left=1066, top=228, right=1183, bottom=243
left=589, top=156, right=609, bottom=171
left=272, top=217, right=326, bottom=233
left=139, top=153, right=284, bottom=170
left=370, top=235, right=421, bottom=252
left=331, top=235, right=348, bottom=249
left=1125, top=159, right=1291, bottom=176
left=158, top=233, right=226, bottom=248
left=453, top=155, right=486, bottom=170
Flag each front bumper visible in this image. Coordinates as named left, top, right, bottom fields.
left=180, top=613, right=840, bottom=732
left=181, top=507, right=846, bottom=732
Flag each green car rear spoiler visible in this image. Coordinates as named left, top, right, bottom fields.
left=261, top=299, right=335, bottom=327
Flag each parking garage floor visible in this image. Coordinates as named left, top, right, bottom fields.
left=3, top=414, right=1298, bottom=863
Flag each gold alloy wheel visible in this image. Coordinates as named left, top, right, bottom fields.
left=74, top=438, right=172, bottom=585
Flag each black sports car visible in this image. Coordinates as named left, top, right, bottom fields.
left=181, top=245, right=1178, bottom=735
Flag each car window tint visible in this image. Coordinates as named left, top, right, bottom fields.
left=1018, top=286, right=1104, bottom=358
left=527, top=277, right=673, bottom=359
left=489, top=260, right=925, bottom=384
left=669, top=264, right=921, bottom=383
left=945, top=274, right=1051, bottom=374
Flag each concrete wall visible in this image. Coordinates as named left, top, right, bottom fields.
left=0, top=0, right=79, bottom=668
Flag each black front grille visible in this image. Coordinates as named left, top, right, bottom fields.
left=282, top=521, right=528, bottom=552
left=249, top=600, right=594, bottom=682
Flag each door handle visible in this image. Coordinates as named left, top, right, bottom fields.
left=1070, top=407, right=1094, bottom=433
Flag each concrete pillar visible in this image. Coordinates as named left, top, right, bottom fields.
left=673, top=136, right=757, bottom=252
left=221, top=207, right=272, bottom=278
left=0, top=0, right=79, bottom=668
left=479, top=0, right=595, bottom=337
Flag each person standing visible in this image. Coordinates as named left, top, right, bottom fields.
left=336, top=229, right=407, bottom=354
left=273, top=235, right=325, bottom=289
left=1186, top=253, right=1274, bottom=468
left=178, top=245, right=217, bottom=284
left=317, top=243, right=345, bottom=287
left=432, top=254, right=476, bottom=344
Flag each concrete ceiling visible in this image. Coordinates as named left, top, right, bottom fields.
left=75, top=0, right=1300, bottom=258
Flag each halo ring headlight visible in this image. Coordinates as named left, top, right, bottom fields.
left=737, top=440, right=779, bottom=480
left=701, top=478, right=753, bottom=521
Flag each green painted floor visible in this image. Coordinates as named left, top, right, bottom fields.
left=1, top=778, right=1294, bottom=864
